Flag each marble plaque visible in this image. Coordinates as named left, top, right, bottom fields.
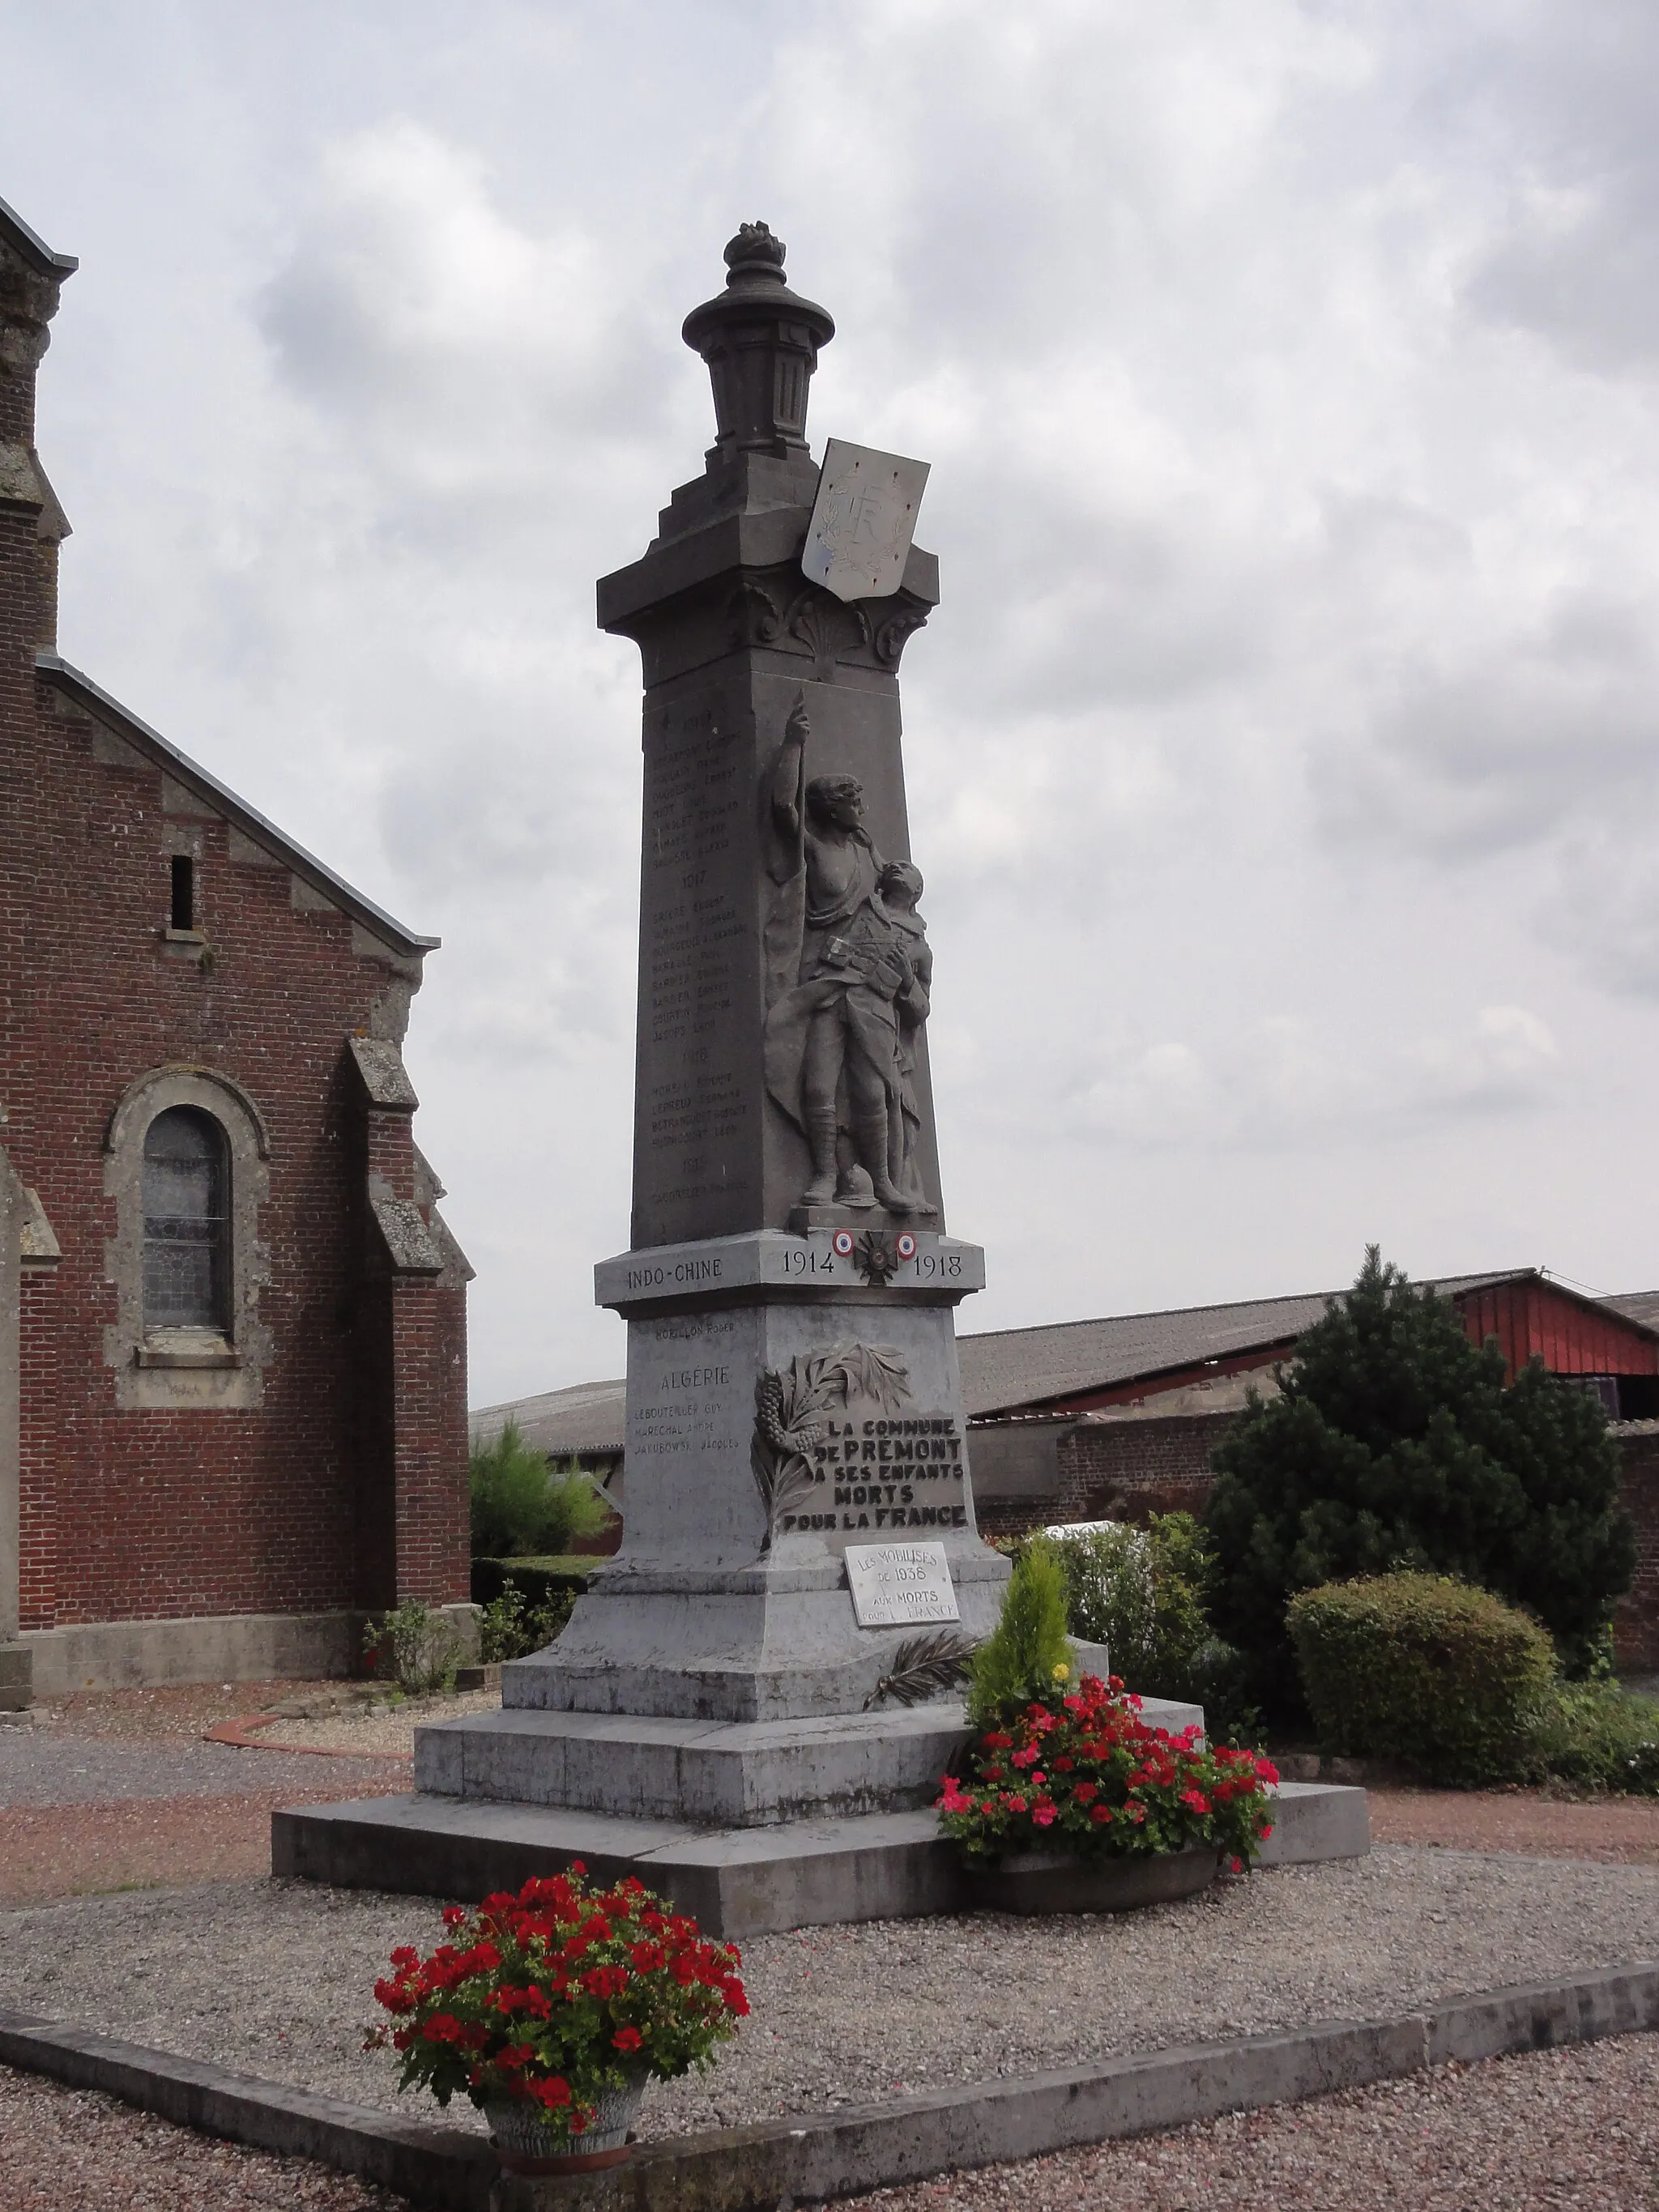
left=802, top=439, right=930, bottom=603
left=845, top=1541, right=959, bottom=1628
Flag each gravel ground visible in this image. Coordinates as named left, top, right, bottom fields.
left=1369, top=1784, right=1659, bottom=1864
left=834, top=2032, right=1659, bottom=2212
left=0, top=1781, right=414, bottom=1906
left=257, top=1689, right=501, bottom=1757
left=1, top=2064, right=409, bottom=2210
left=4, top=1848, right=1658, bottom=2142
left=0, top=1728, right=407, bottom=1806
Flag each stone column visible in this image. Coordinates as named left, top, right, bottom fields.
left=510, top=226, right=1007, bottom=1726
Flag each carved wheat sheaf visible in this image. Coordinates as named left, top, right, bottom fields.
left=749, top=1341, right=911, bottom=1550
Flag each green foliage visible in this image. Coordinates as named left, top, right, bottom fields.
left=1287, top=1572, right=1556, bottom=1784
left=966, top=1545, right=1074, bottom=1727
left=1040, top=1515, right=1261, bottom=1745
left=469, top=1421, right=612, bottom=1560
left=1526, top=1680, right=1659, bottom=1794
left=1205, top=1247, right=1635, bottom=1711
left=1047, top=1523, right=1154, bottom=1668
left=476, top=1578, right=579, bottom=1665
left=471, top=1557, right=592, bottom=1611
left=363, top=1600, right=463, bottom=1696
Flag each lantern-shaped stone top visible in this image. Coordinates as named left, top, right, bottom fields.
left=681, top=222, right=834, bottom=461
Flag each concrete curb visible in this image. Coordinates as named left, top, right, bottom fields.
left=0, top=2011, right=496, bottom=2210
left=3, top=1963, right=1657, bottom=2210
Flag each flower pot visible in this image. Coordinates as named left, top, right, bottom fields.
left=484, top=2067, right=649, bottom=2176
left=964, top=1843, right=1222, bottom=1916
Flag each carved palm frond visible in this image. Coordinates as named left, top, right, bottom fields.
left=793, top=1342, right=911, bottom=1423
left=862, top=1629, right=980, bottom=1711
left=753, top=1344, right=914, bottom=1554
left=838, top=1341, right=911, bottom=1414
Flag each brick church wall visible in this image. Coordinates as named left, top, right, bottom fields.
left=0, top=201, right=471, bottom=1673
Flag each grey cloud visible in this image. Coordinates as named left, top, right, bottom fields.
left=1467, top=184, right=1659, bottom=377
left=1311, top=587, right=1659, bottom=859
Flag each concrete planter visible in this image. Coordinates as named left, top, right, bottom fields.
left=485, top=2065, right=648, bottom=2175
left=964, top=1843, right=1221, bottom=1916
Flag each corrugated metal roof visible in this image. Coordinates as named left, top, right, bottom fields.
left=471, top=1379, right=626, bottom=1458
left=471, top=1272, right=1659, bottom=1443
left=955, top=1272, right=1531, bottom=1419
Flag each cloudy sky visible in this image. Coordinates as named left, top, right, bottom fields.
left=11, top=2, right=1659, bottom=1404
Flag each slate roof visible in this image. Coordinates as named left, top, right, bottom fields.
left=0, top=193, right=78, bottom=277
left=1606, top=1292, right=1659, bottom=1334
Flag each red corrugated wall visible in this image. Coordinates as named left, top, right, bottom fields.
left=1457, top=1281, right=1659, bottom=1381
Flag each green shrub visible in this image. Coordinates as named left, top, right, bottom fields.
left=1038, top=1513, right=1260, bottom=1744
left=476, top=1578, right=579, bottom=1664
left=966, top=1545, right=1074, bottom=1727
left=1046, top=1523, right=1154, bottom=1670
left=469, top=1421, right=612, bottom=1559
left=1206, top=1248, right=1635, bottom=1715
left=363, top=1600, right=463, bottom=1696
left=1286, top=1571, right=1555, bottom=1784
left=1527, top=1680, right=1659, bottom=1794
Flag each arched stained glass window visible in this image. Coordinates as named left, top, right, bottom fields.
left=142, top=1107, right=230, bottom=1331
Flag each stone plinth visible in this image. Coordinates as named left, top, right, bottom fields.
left=275, top=1781, right=1371, bottom=1939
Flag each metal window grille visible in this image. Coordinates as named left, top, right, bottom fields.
left=142, top=1106, right=229, bottom=1330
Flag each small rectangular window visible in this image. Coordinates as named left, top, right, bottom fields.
left=170, top=855, right=194, bottom=932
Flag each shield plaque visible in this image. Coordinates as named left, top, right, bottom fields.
left=801, top=438, right=931, bottom=603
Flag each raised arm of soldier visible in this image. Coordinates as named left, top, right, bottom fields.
left=771, top=692, right=811, bottom=844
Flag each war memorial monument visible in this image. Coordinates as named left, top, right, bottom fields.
left=278, top=227, right=1366, bottom=1932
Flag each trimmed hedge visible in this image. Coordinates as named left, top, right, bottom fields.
left=1286, top=1571, right=1555, bottom=1784
left=470, top=1557, right=592, bottom=1611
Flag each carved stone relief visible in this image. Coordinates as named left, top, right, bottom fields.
left=759, top=696, right=938, bottom=1218
left=750, top=1340, right=911, bottom=1549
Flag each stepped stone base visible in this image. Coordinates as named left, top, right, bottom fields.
left=411, top=1694, right=1206, bottom=1829
left=273, top=1783, right=1369, bottom=1938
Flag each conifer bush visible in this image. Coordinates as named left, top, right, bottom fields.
left=966, top=1545, right=1074, bottom=1727
left=469, top=1421, right=612, bottom=1560
left=1206, top=1248, right=1635, bottom=1711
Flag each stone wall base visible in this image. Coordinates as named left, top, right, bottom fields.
left=23, top=1603, right=481, bottom=1694
left=0, top=1640, right=32, bottom=1710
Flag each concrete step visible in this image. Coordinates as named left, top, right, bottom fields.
left=412, top=1692, right=1209, bottom=1828
left=273, top=1779, right=1369, bottom=1939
